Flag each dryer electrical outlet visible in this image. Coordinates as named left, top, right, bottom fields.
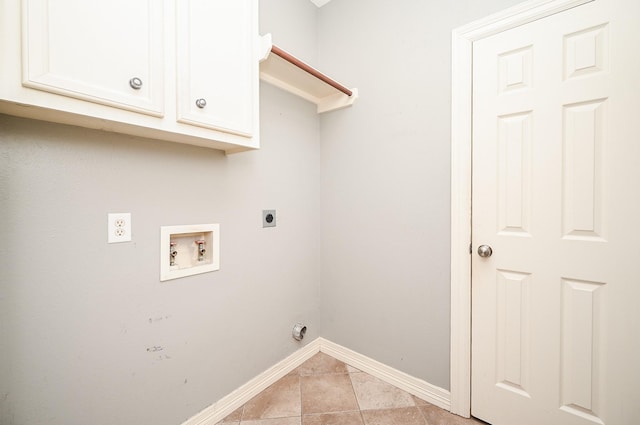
left=160, top=224, right=220, bottom=281
left=262, top=210, right=276, bottom=227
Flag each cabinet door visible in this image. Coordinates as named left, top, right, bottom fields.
left=176, top=0, right=255, bottom=137
left=22, top=0, right=164, bottom=116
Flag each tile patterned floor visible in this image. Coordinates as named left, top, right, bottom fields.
left=217, top=352, right=487, bottom=425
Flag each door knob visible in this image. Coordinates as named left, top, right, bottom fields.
left=477, top=245, right=493, bottom=258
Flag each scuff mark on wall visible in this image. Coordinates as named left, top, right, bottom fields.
left=148, top=315, right=172, bottom=324
left=146, top=346, right=164, bottom=352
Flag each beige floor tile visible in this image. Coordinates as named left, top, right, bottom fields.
left=302, top=411, right=365, bottom=425
left=240, top=418, right=301, bottom=425
left=242, top=375, right=301, bottom=420
left=294, top=352, right=349, bottom=376
left=349, top=372, right=415, bottom=411
left=361, top=406, right=426, bottom=425
left=216, top=354, right=486, bottom=425
left=301, top=373, right=359, bottom=414
left=418, top=404, right=477, bottom=425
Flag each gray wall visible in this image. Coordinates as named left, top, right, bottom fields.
left=317, top=0, right=523, bottom=389
left=0, top=1, right=320, bottom=424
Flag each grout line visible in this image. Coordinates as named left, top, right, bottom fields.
left=297, top=371, right=302, bottom=419
left=346, top=368, right=365, bottom=418
left=242, top=404, right=248, bottom=423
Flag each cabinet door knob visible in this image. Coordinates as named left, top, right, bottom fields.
left=195, top=98, right=207, bottom=109
left=129, top=77, right=143, bottom=90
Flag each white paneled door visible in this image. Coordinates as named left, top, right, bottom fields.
left=471, top=0, right=640, bottom=424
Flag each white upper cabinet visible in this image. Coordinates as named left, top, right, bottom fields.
left=177, top=0, right=254, bottom=136
left=23, top=0, right=165, bottom=116
left=0, top=0, right=262, bottom=153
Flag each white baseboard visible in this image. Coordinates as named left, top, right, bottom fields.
left=317, top=338, right=451, bottom=411
left=180, top=337, right=451, bottom=425
left=181, top=339, right=321, bottom=425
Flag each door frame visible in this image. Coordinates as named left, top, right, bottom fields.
left=449, top=0, right=595, bottom=417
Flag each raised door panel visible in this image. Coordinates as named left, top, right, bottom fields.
left=22, top=0, right=164, bottom=116
left=176, top=0, right=255, bottom=137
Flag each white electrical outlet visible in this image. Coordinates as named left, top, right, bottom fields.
left=108, top=213, right=131, bottom=243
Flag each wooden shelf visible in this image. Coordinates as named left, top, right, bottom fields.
left=259, top=34, right=357, bottom=113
